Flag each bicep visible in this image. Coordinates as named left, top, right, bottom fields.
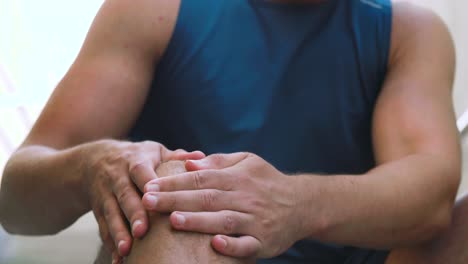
left=24, top=0, right=176, bottom=149
left=372, top=4, right=460, bottom=169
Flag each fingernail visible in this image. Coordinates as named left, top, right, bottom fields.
left=112, top=252, right=119, bottom=264
left=145, top=194, right=158, bottom=209
left=188, top=159, right=206, bottom=166
left=118, top=240, right=126, bottom=254
left=145, top=183, right=160, bottom=192
left=174, top=213, right=186, bottom=226
left=218, top=236, right=227, bottom=249
left=132, top=220, right=143, bottom=236
left=115, top=256, right=123, bottom=264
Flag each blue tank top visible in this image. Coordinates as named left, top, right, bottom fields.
left=130, top=0, right=392, bottom=262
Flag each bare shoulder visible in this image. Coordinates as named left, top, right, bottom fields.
left=390, top=1, right=455, bottom=71
left=372, top=2, right=458, bottom=164
left=91, top=0, right=182, bottom=55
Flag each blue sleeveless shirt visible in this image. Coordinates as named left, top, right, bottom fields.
left=130, top=0, right=392, bottom=262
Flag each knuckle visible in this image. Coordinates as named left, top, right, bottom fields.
left=193, top=171, right=206, bottom=189
left=128, top=160, right=147, bottom=175
left=209, top=154, right=225, bottom=166
left=260, top=217, right=274, bottom=231
left=102, top=199, right=117, bottom=220
left=95, top=161, right=128, bottom=182
left=114, top=230, right=130, bottom=242
left=102, top=201, right=112, bottom=218
left=218, top=171, right=235, bottom=190
left=116, top=185, right=135, bottom=205
left=130, top=210, right=146, bottom=223
left=246, top=196, right=264, bottom=211
left=167, top=195, right=177, bottom=211
left=142, top=140, right=154, bottom=146
left=96, top=169, right=112, bottom=187
left=236, top=172, right=250, bottom=185
left=102, top=205, right=113, bottom=220
left=245, top=152, right=257, bottom=159
left=222, top=214, right=237, bottom=234
left=245, top=152, right=263, bottom=166
left=142, top=141, right=161, bottom=152
left=174, top=148, right=187, bottom=154
left=201, top=190, right=218, bottom=210
left=111, top=150, right=133, bottom=163
left=113, top=177, right=129, bottom=192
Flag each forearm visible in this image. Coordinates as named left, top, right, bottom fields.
left=0, top=145, right=88, bottom=235
left=297, top=154, right=459, bottom=249
left=126, top=161, right=252, bottom=264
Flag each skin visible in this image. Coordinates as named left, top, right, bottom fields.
left=0, top=0, right=185, bottom=258
left=141, top=1, right=463, bottom=261
left=129, top=161, right=252, bottom=264
left=95, top=160, right=252, bottom=264
left=0, top=0, right=465, bottom=264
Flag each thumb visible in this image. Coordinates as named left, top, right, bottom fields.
left=186, top=153, right=249, bottom=171
left=211, top=235, right=261, bottom=258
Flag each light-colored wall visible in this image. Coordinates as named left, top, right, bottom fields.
left=446, top=2, right=468, bottom=195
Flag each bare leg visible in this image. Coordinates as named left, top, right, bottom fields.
left=386, top=193, right=468, bottom=264
left=94, top=161, right=253, bottom=264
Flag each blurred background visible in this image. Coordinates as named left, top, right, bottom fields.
left=0, top=0, right=467, bottom=263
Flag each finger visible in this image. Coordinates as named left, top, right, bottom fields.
left=102, top=197, right=132, bottom=257
left=171, top=149, right=206, bottom=161
left=96, top=213, right=115, bottom=253
left=142, top=190, right=235, bottom=212
left=145, top=169, right=232, bottom=193
left=112, top=178, right=148, bottom=239
left=169, top=211, right=252, bottom=235
left=112, top=251, right=123, bottom=264
left=212, top=235, right=261, bottom=258
left=160, top=147, right=205, bottom=163
left=185, top=153, right=248, bottom=171
left=128, top=160, right=158, bottom=191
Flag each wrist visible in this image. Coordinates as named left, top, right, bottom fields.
left=68, top=142, right=95, bottom=212
left=291, top=175, right=332, bottom=241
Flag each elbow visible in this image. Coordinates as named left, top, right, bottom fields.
left=0, top=193, right=68, bottom=236
left=424, top=205, right=452, bottom=240
left=0, top=213, right=66, bottom=236
left=0, top=182, right=65, bottom=236
left=417, top=194, right=455, bottom=243
left=1, top=220, right=27, bottom=236
left=1, top=196, right=71, bottom=236
left=0, top=202, right=25, bottom=236
left=425, top=166, right=461, bottom=240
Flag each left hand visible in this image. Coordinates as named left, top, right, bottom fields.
left=142, top=153, right=304, bottom=258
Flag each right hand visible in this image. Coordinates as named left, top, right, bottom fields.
left=79, top=140, right=204, bottom=261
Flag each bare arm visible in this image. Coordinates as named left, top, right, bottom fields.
left=296, top=3, right=460, bottom=248
left=126, top=161, right=252, bottom=264
left=0, top=0, right=184, bottom=256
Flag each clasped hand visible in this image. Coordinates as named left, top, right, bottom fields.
left=143, top=152, right=304, bottom=259
left=81, top=140, right=205, bottom=261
